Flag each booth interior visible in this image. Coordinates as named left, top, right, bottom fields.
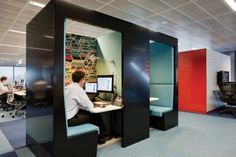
left=26, top=1, right=178, bottom=157
left=149, top=41, right=178, bottom=131
left=64, top=18, right=123, bottom=146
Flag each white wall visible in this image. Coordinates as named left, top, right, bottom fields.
left=207, top=50, right=231, bottom=112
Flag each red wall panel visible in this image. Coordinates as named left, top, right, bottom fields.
left=178, top=49, right=207, bottom=114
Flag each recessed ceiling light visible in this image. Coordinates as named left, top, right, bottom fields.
left=225, top=0, right=236, bottom=11
left=29, top=1, right=46, bottom=8
left=9, top=29, right=26, bottom=34
left=161, top=21, right=168, bottom=25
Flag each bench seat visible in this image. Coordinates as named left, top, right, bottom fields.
left=150, top=105, right=172, bottom=117
left=67, top=123, right=99, bottom=138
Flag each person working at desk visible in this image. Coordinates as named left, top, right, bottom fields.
left=65, top=71, right=108, bottom=144
left=0, top=76, right=9, bottom=106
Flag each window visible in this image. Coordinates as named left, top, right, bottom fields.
left=0, top=66, right=14, bottom=84
left=0, top=66, right=26, bottom=85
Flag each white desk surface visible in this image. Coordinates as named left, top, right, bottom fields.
left=149, top=97, right=159, bottom=102
left=90, top=105, right=122, bottom=113
left=14, top=90, right=26, bottom=96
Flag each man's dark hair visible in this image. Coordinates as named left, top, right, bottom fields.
left=0, top=76, right=7, bottom=82
left=72, top=71, right=85, bottom=83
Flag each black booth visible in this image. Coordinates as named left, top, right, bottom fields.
left=26, top=1, right=178, bottom=157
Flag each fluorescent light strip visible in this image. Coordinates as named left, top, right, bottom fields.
left=225, top=0, right=236, bottom=11
left=0, top=53, right=18, bottom=56
left=9, top=29, right=26, bottom=34
left=0, top=44, right=26, bottom=49
left=29, top=1, right=46, bottom=8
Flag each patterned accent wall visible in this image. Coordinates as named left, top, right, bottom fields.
left=65, top=33, right=97, bottom=84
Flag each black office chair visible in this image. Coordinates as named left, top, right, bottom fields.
left=218, top=83, right=236, bottom=117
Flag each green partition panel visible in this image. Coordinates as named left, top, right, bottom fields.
left=150, top=41, right=174, bottom=109
left=150, top=42, right=174, bottom=84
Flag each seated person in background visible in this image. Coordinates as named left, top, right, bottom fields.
left=65, top=71, right=107, bottom=144
left=0, top=76, right=9, bottom=105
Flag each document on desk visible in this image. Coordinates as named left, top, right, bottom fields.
left=90, top=105, right=122, bottom=113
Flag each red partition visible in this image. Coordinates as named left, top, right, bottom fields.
left=178, top=49, right=207, bottom=114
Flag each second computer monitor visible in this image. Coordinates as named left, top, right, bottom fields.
left=85, top=82, right=97, bottom=93
left=97, top=75, right=113, bottom=93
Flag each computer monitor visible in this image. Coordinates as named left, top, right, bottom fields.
left=97, top=75, right=113, bottom=93
left=85, top=82, right=97, bottom=93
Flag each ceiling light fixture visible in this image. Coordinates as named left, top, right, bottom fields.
left=9, top=29, right=26, bottom=34
left=44, top=35, right=54, bottom=39
left=0, top=44, right=25, bottom=48
left=0, top=53, right=18, bottom=56
left=17, top=59, right=24, bottom=65
left=29, top=1, right=46, bottom=8
left=225, top=0, right=236, bottom=11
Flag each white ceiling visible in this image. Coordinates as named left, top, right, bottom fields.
left=0, top=0, right=236, bottom=66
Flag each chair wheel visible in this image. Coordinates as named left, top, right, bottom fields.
left=2, top=115, right=5, bottom=118
left=12, top=116, right=15, bottom=118
left=9, top=113, right=12, bottom=115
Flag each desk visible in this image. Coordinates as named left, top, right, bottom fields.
left=90, top=105, right=122, bottom=113
left=14, top=90, right=26, bottom=97
left=149, top=97, right=159, bottom=102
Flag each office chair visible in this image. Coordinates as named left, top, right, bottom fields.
left=218, top=83, right=236, bottom=117
left=1, top=93, right=26, bottom=118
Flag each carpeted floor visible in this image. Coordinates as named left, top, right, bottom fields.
left=1, top=112, right=236, bottom=157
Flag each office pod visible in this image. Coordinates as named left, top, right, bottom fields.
left=26, top=1, right=178, bottom=156
left=149, top=36, right=178, bottom=131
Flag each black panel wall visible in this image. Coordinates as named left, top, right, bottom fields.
left=26, top=2, right=54, bottom=155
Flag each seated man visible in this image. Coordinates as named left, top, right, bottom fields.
left=0, top=76, right=9, bottom=106
left=65, top=71, right=107, bottom=144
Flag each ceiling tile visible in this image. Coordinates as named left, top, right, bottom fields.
left=217, top=13, right=236, bottom=28
left=98, top=5, right=140, bottom=23
left=160, top=0, right=191, bottom=8
left=177, top=3, right=211, bottom=21
left=161, top=9, right=194, bottom=25
left=65, top=0, right=104, bottom=10
left=109, top=0, right=154, bottom=18
left=148, top=15, right=179, bottom=29
left=214, top=28, right=235, bottom=37
left=194, top=0, right=233, bottom=17
left=135, top=20, right=155, bottom=29
left=200, top=18, right=225, bottom=30
left=0, top=16, right=15, bottom=24
left=128, top=0, right=171, bottom=14
left=0, top=1, right=23, bottom=12
left=0, top=9, right=18, bottom=19
left=184, top=22, right=210, bottom=32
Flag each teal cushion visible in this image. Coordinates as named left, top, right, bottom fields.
left=150, top=105, right=172, bottom=117
left=67, top=123, right=99, bottom=138
left=150, top=84, right=173, bottom=108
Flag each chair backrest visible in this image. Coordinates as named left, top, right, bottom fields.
left=218, top=83, right=236, bottom=105
left=7, top=93, right=14, bottom=104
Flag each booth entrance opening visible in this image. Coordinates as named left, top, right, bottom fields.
left=64, top=18, right=123, bottom=148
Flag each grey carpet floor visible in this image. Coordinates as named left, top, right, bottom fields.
left=1, top=112, right=236, bottom=157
